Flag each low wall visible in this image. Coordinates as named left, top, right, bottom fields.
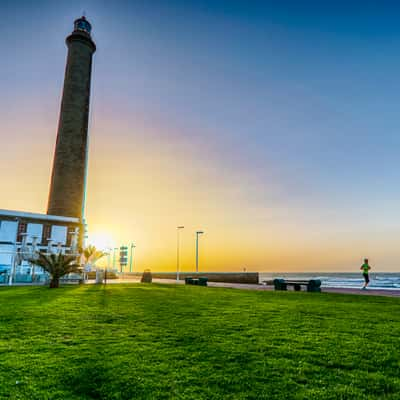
left=87, top=271, right=118, bottom=279
left=119, top=272, right=259, bottom=284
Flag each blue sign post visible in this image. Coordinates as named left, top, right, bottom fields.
left=119, top=246, right=128, bottom=273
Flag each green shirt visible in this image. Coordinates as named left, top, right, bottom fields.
left=361, top=264, right=370, bottom=275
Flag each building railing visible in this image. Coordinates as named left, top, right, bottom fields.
left=0, top=230, right=79, bottom=286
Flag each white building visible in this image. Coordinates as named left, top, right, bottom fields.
left=0, top=209, right=80, bottom=284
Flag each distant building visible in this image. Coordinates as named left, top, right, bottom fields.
left=0, top=209, right=80, bottom=283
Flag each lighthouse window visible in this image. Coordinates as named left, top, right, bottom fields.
left=76, top=20, right=91, bottom=33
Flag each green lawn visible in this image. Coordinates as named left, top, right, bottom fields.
left=0, top=284, right=399, bottom=399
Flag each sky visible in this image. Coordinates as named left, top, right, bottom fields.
left=1, top=0, right=400, bottom=272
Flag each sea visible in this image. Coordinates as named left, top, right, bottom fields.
left=259, top=273, right=400, bottom=290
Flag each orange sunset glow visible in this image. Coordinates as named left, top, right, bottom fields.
left=2, top=3, right=400, bottom=273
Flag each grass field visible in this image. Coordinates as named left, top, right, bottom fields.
left=0, top=284, right=399, bottom=399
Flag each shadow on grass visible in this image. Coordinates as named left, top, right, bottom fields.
left=0, top=285, right=77, bottom=306
left=62, top=356, right=156, bottom=400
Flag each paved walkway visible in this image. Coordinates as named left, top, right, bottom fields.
left=206, top=282, right=400, bottom=297
left=118, top=278, right=400, bottom=298
left=323, top=287, right=400, bottom=298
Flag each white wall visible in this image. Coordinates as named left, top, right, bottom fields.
left=0, top=220, right=18, bottom=243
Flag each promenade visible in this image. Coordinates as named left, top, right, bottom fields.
left=2, top=277, right=399, bottom=297
left=116, top=278, right=400, bottom=298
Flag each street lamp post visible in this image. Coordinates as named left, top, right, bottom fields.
left=176, top=226, right=184, bottom=282
left=107, top=248, right=112, bottom=271
left=112, top=247, right=118, bottom=270
left=129, top=243, right=136, bottom=273
left=105, top=247, right=112, bottom=285
left=195, top=231, right=204, bottom=273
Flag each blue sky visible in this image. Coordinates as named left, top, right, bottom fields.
left=2, top=0, right=400, bottom=271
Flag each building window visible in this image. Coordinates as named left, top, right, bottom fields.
left=51, top=225, right=67, bottom=245
left=42, top=225, right=52, bottom=245
left=16, top=222, right=27, bottom=243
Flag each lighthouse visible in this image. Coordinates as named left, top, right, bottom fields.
left=47, top=17, right=96, bottom=221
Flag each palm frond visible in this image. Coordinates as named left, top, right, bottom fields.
left=82, top=245, right=106, bottom=265
left=30, top=253, right=81, bottom=279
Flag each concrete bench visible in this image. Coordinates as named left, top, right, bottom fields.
left=273, top=278, right=321, bottom=292
left=185, top=277, right=208, bottom=286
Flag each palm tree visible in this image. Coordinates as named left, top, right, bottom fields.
left=83, top=245, right=106, bottom=265
left=30, top=253, right=81, bottom=288
left=82, top=245, right=106, bottom=282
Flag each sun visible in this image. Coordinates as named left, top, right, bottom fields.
left=87, top=231, right=115, bottom=251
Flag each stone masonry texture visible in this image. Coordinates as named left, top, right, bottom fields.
left=47, top=30, right=95, bottom=219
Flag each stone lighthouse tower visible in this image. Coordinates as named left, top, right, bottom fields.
left=47, top=17, right=96, bottom=221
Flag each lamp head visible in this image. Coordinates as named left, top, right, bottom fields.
left=73, top=16, right=92, bottom=35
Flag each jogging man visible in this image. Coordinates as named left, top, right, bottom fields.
left=360, top=258, right=371, bottom=289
